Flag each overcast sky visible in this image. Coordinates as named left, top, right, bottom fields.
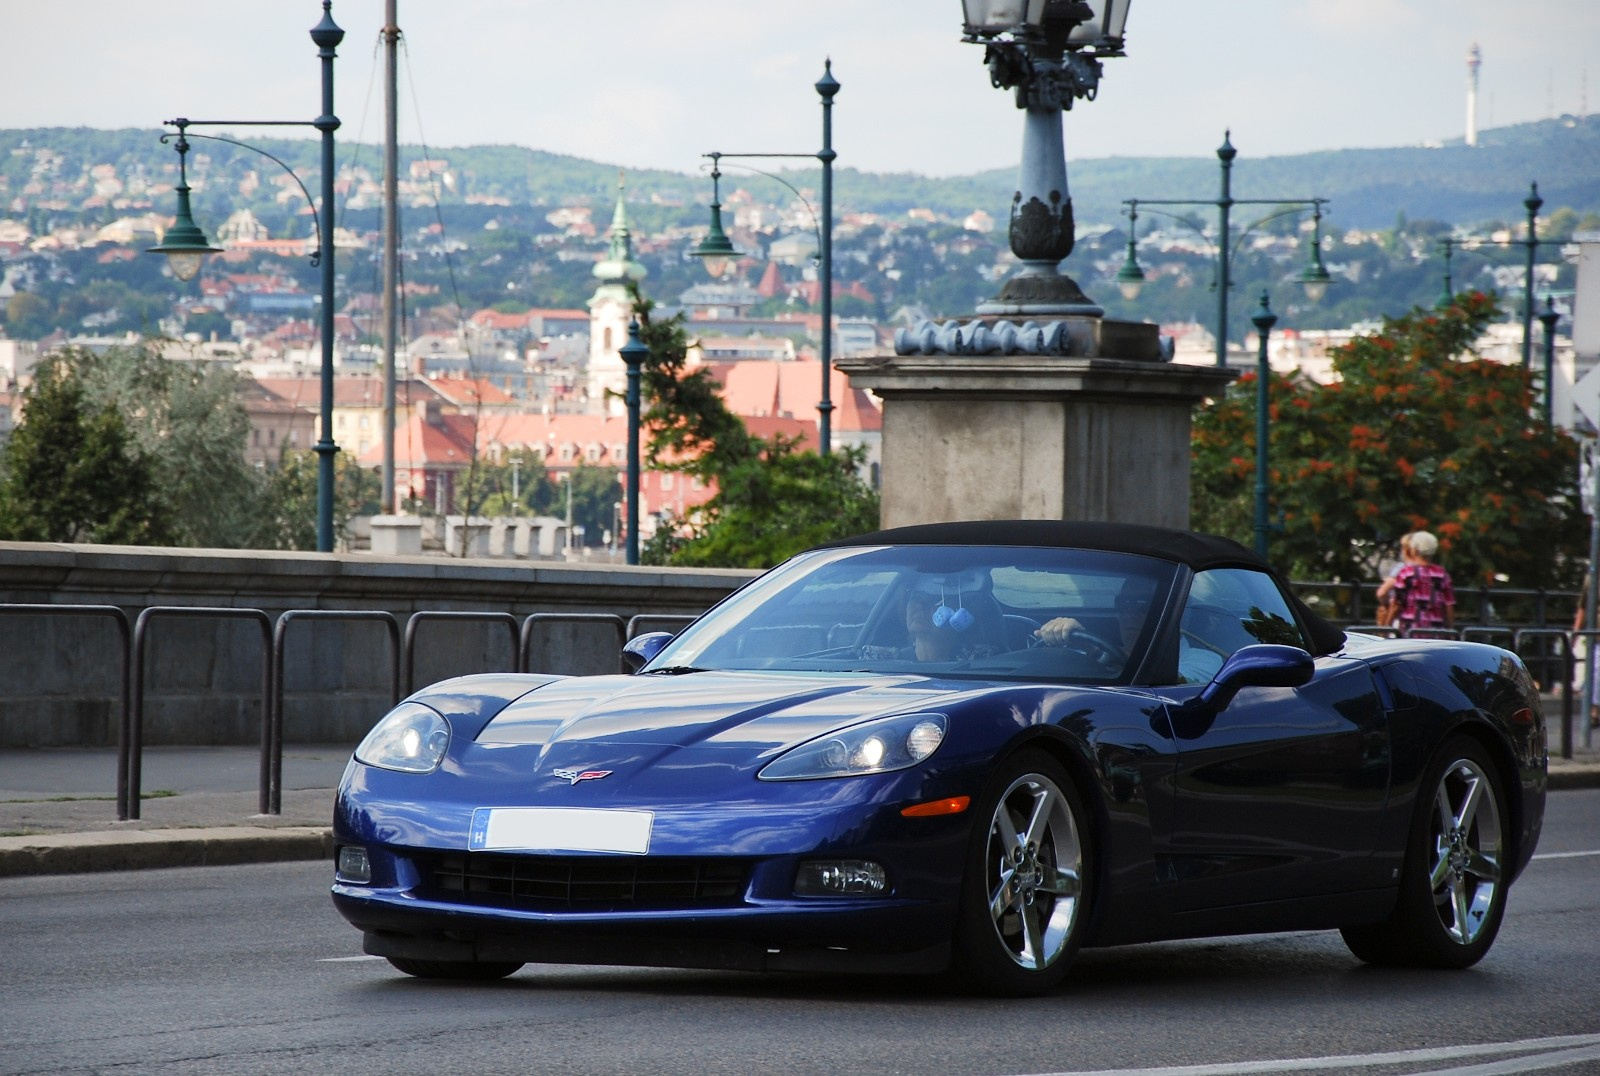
left=5, top=1, right=1596, bottom=177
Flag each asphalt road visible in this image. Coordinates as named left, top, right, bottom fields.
left=2, top=791, right=1596, bottom=1076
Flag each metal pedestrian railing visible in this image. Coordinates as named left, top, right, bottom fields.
left=271, top=610, right=401, bottom=816
left=128, top=607, right=273, bottom=820
left=0, top=604, right=131, bottom=816
left=520, top=613, right=628, bottom=674
left=1, top=601, right=703, bottom=820
left=401, top=610, right=521, bottom=697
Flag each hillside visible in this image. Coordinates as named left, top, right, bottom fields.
left=4, top=115, right=1599, bottom=234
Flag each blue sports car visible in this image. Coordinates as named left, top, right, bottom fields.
left=331, top=521, right=1546, bottom=995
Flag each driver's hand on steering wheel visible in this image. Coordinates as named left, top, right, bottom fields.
left=1034, top=617, right=1084, bottom=646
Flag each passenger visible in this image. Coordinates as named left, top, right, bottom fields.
left=863, top=580, right=1003, bottom=663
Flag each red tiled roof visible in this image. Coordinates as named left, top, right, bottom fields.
left=426, top=376, right=517, bottom=406
left=253, top=376, right=444, bottom=411
left=708, top=359, right=881, bottom=433
left=356, top=408, right=478, bottom=470
left=469, top=309, right=533, bottom=331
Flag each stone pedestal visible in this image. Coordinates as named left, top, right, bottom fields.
left=837, top=320, right=1234, bottom=530
left=369, top=515, right=423, bottom=556
left=444, top=516, right=491, bottom=558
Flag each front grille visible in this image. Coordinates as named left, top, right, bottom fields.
left=415, top=852, right=752, bottom=911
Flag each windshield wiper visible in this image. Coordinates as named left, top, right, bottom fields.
left=644, top=665, right=708, bottom=676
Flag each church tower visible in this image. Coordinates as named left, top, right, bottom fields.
left=586, top=175, right=648, bottom=416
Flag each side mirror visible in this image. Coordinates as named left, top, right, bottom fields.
left=621, top=631, right=674, bottom=673
left=1171, top=644, right=1314, bottom=737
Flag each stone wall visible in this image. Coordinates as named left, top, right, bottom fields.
left=0, top=542, right=755, bottom=748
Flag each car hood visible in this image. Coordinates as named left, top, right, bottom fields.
left=475, top=670, right=965, bottom=755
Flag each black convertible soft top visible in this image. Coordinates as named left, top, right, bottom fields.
left=823, top=520, right=1346, bottom=656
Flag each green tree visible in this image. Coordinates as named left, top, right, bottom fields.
left=562, top=464, right=624, bottom=546
left=455, top=449, right=617, bottom=545
left=0, top=355, right=171, bottom=544
left=4, top=292, right=53, bottom=340
left=255, top=450, right=381, bottom=551
left=67, top=343, right=264, bottom=548
left=629, top=286, right=879, bottom=568
left=1192, top=291, right=1586, bottom=589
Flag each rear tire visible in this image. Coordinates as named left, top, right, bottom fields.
left=1341, top=735, right=1508, bottom=968
left=385, top=957, right=524, bottom=981
left=952, top=749, right=1092, bottom=996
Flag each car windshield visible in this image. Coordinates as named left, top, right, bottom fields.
left=644, top=544, right=1179, bottom=683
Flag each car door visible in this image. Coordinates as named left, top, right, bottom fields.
left=1162, top=568, right=1391, bottom=910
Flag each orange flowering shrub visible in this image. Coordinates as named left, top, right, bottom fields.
left=1192, top=291, right=1585, bottom=587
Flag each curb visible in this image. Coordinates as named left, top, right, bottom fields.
left=0, top=827, right=332, bottom=878
left=1547, top=767, right=1599, bottom=792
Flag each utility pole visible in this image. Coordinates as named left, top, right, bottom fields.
left=380, top=0, right=400, bottom=511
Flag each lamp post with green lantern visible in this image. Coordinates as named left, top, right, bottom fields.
left=618, top=321, right=651, bottom=566
left=691, top=64, right=839, bottom=455
left=1114, top=133, right=1331, bottom=367
left=146, top=2, right=343, bottom=552
left=1251, top=292, right=1279, bottom=558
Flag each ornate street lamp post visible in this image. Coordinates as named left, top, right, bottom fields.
left=960, top=0, right=1131, bottom=317
left=1116, top=134, right=1331, bottom=366
left=1523, top=183, right=1544, bottom=369
left=618, top=320, right=649, bottom=566
left=1436, top=183, right=1561, bottom=406
left=1251, top=292, right=1278, bottom=558
left=692, top=64, right=839, bottom=454
left=147, top=2, right=343, bottom=552
left=1539, top=296, right=1561, bottom=430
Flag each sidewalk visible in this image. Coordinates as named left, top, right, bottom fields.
left=0, top=744, right=350, bottom=877
left=2, top=735, right=1597, bottom=879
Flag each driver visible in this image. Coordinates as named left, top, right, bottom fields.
left=1035, top=575, right=1226, bottom=684
left=1035, top=576, right=1154, bottom=658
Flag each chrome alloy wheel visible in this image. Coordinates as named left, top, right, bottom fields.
left=984, top=771, right=1084, bottom=971
left=1427, top=757, right=1504, bottom=946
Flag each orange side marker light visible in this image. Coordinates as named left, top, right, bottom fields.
left=901, top=795, right=971, bottom=818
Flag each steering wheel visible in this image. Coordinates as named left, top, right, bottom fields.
left=1060, top=627, right=1127, bottom=669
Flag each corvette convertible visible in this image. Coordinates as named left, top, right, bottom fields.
left=331, top=521, right=1547, bottom=995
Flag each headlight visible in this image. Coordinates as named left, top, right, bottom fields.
left=759, top=713, right=947, bottom=781
left=355, top=702, right=451, bottom=774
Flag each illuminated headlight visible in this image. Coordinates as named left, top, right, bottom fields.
left=758, top=713, right=946, bottom=781
left=354, top=701, right=450, bottom=774
left=336, top=845, right=371, bottom=884
left=795, top=859, right=888, bottom=897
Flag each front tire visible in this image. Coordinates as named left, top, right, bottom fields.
left=1341, top=735, right=1508, bottom=968
left=386, top=957, right=524, bottom=981
left=952, top=749, right=1091, bottom=996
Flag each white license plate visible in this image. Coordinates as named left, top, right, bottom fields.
left=467, top=807, right=654, bottom=854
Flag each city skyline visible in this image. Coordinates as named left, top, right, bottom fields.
left=3, top=1, right=1597, bottom=179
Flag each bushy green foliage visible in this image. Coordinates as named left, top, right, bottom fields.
left=0, top=342, right=382, bottom=552
left=1192, top=291, right=1586, bottom=589
left=65, top=344, right=263, bottom=548
left=0, top=354, right=171, bottom=544
left=629, top=286, right=879, bottom=569
left=254, top=450, right=380, bottom=551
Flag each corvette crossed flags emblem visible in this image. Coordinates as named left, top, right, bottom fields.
left=552, top=768, right=613, bottom=785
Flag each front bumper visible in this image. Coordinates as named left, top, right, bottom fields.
left=332, top=756, right=974, bottom=974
